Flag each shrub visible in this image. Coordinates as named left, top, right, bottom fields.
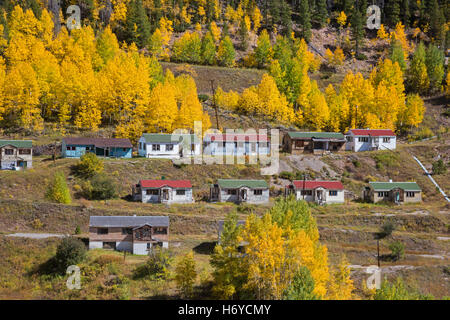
left=175, top=251, right=197, bottom=298
left=352, top=160, right=361, bottom=168
left=81, top=174, right=117, bottom=200
left=74, top=225, right=81, bottom=235
left=374, top=152, right=399, bottom=169
left=408, top=127, right=434, bottom=141
left=133, top=248, right=173, bottom=280
left=432, top=159, right=447, bottom=175
left=31, top=218, right=44, bottom=230
left=45, top=171, right=72, bottom=204
left=389, top=241, right=405, bottom=261
left=279, top=171, right=294, bottom=180
left=55, top=237, right=86, bottom=273
left=75, top=153, right=104, bottom=178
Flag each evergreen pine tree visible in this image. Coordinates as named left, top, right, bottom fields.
left=125, top=0, right=151, bottom=48
left=400, top=0, right=411, bottom=27
left=239, top=16, right=249, bottom=51
left=351, top=3, right=364, bottom=56
left=387, top=0, right=401, bottom=27
left=299, top=0, right=312, bottom=42
left=316, top=0, right=328, bottom=28
left=389, top=40, right=407, bottom=71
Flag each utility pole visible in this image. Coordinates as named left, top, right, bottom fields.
left=210, top=79, right=220, bottom=130
left=377, top=239, right=380, bottom=267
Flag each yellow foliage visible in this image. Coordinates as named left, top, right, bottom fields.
left=377, top=24, right=388, bottom=40
left=337, top=11, right=347, bottom=28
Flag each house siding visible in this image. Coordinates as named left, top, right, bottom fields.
left=140, top=187, right=194, bottom=204
left=62, top=142, right=132, bottom=158
left=0, top=146, right=33, bottom=170
left=345, top=133, right=396, bottom=152
left=138, top=136, right=201, bottom=159
left=203, top=141, right=270, bottom=156
left=217, top=187, right=269, bottom=204
left=294, top=189, right=344, bottom=204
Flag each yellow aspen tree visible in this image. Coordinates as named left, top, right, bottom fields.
left=146, top=82, right=178, bottom=132
left=398, top=93, right=425, bottom=129
left=326, top=256, right=355, bottom=300
left=389, top=22, right=411, bottom=59
left=325, top=84, right=350, bottom=132
left=74, top=102, right=102, bottom=131
left=96, top=26, right=120, bottom=67
left=377, top=24, right=388, bottom=40
left=0, top=57, right=5, bottom=121
left=4, top=62, right=43, bottom=131
left=209, top=21, right=221, bottom=43
left=252, top=7, right=262, bottom=32
left=39, top=9, right=54, bottom=47
left=302, top=81, right=329, bottom=131
left=237, top=87, right=260, bottom=115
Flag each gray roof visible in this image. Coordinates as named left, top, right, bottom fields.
left=89, top=216, right=169, bottom=227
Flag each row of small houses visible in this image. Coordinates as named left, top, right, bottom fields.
left=89, top=179, right=422, bottom=255
left=131, top=179, right=422, bottom=205
left=0, top=129, right=396, bottom=170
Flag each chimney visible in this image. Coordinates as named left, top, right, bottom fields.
left=389, top=179, right=392, bottom=183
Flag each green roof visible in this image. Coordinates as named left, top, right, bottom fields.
left=369, top=182, right=421, bottom=192
left=287, top=132, right=345, bottom=140
left=142, top=133, right=199, bottom=144
left=217, top=179, right=268, bottom=189
left=0, top=140, right=32, bottom=148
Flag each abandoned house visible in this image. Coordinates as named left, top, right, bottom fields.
left=203, top=133, right=270, bottom=157
left=62, top=137, right=133, bottom=158
left=138, top=133, right=201, bottom=159
left=282, top=132, right=346, bottom=154
left=210, top=179, right=270, bottom=204
left=363, top=181, right=422, bottom=204
left=89, top=215, right=169, bottom=255
left=133, top=179, right=194, bottom=204
left=287, top=180, right=345, bottom=205
left=345, top=129, right=396, bottom=152
left=0, top=140, right=33, bottom=170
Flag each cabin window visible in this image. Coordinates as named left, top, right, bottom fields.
left=147, top=243, right=151, bottom=250
left=176, top=189, right=185, bottom=196
left=346, top=136, right=353, bottom=142
left=358, top=137, right=369, bottom=142
left=19, top=149, right=31, bottom=155
left=123, top=148, right=127, bottom=152
left=146, top=189, right=159, bottom=195
left=122, top=228, right=132, bottom=235
left=154, top=227, right=167, bottom=235
left=4, top=149, right=14, bottom=155
left=378, top=192, right=389, bottom=197
left=406, top=192, right=415, bottom=197
left=166, top=144, right=174, bottom=151
left=86, top=147, right=90, bottom=151
left=301, top=190, right=313, bottom=196
left=329, top=190, right=338, bottom=196
left=227, top=189, right=237, bottom=195
left=152, top=144, right=160, bottom=151
left=67, top=146, right=75, bottom=151
left=253, top=189, right=263, bottom=195
left=103, top=242, right=115, bottom=250
left=97, top=228, right=108, bottom=235
left=383, top=137, right=391, bottom=143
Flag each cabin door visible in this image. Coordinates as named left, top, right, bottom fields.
left=240, top=189, right=248, bottom=202
left=162, top=189, right=170, bottom=201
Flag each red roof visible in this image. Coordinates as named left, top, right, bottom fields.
left=292, top=181, right=344, bottom=190
left=348, top=129, right=395, bottom=137
left=139, top=180, right=192, bottom=188
left=205, top=133, right=269, bottom=142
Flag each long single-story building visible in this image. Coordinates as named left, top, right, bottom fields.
left=210, top=179, right=270, bottom=204
left=282, top=132, right=346, bottom=154
left=138, top=133, right=201, bottom=159
left=287, top=180, right=345, bottom=205
left=203, top=133, right=270, bottom=156
left=132, top=179, right=194, bottom=204
left=363, top=181, right=422, bottom=203
left=62, top=137, right=133, bottom=158
left=345, top=129, right=396, bottom=152
left=89, top=215, right=169, bottom=255
left=0, top=140, right=33, bottom=170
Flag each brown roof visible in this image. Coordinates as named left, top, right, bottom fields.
left=63, top=137, right=133, bottom=148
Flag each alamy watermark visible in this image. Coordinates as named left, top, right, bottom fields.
left=169, top=121, right=279, bottom=175
left=66, top=265, right=81, bottom=290
left=366, top=265, right=381, bottom=290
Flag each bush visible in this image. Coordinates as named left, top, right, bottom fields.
left=81, top=174, right=117, bottom=200
left=133, top=248, right=173, bottom=280
left=356, top=53, right=368, bottom=60
left=408, top=127, right=434, bottom=141
left=75, top=153, right=103, bottom=178
left=45, top=171, right=72, bottom=204
left=279, top=171, right=294, bottom=180
left=55, top=237, right=86, bottom=273
left=74, top=225, right=81, bottom=235
left=432, top=159, right=447, bottom=175
left=389, top=241, right=405, bottom=261
left=374, top=152, right=399, bottom=169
